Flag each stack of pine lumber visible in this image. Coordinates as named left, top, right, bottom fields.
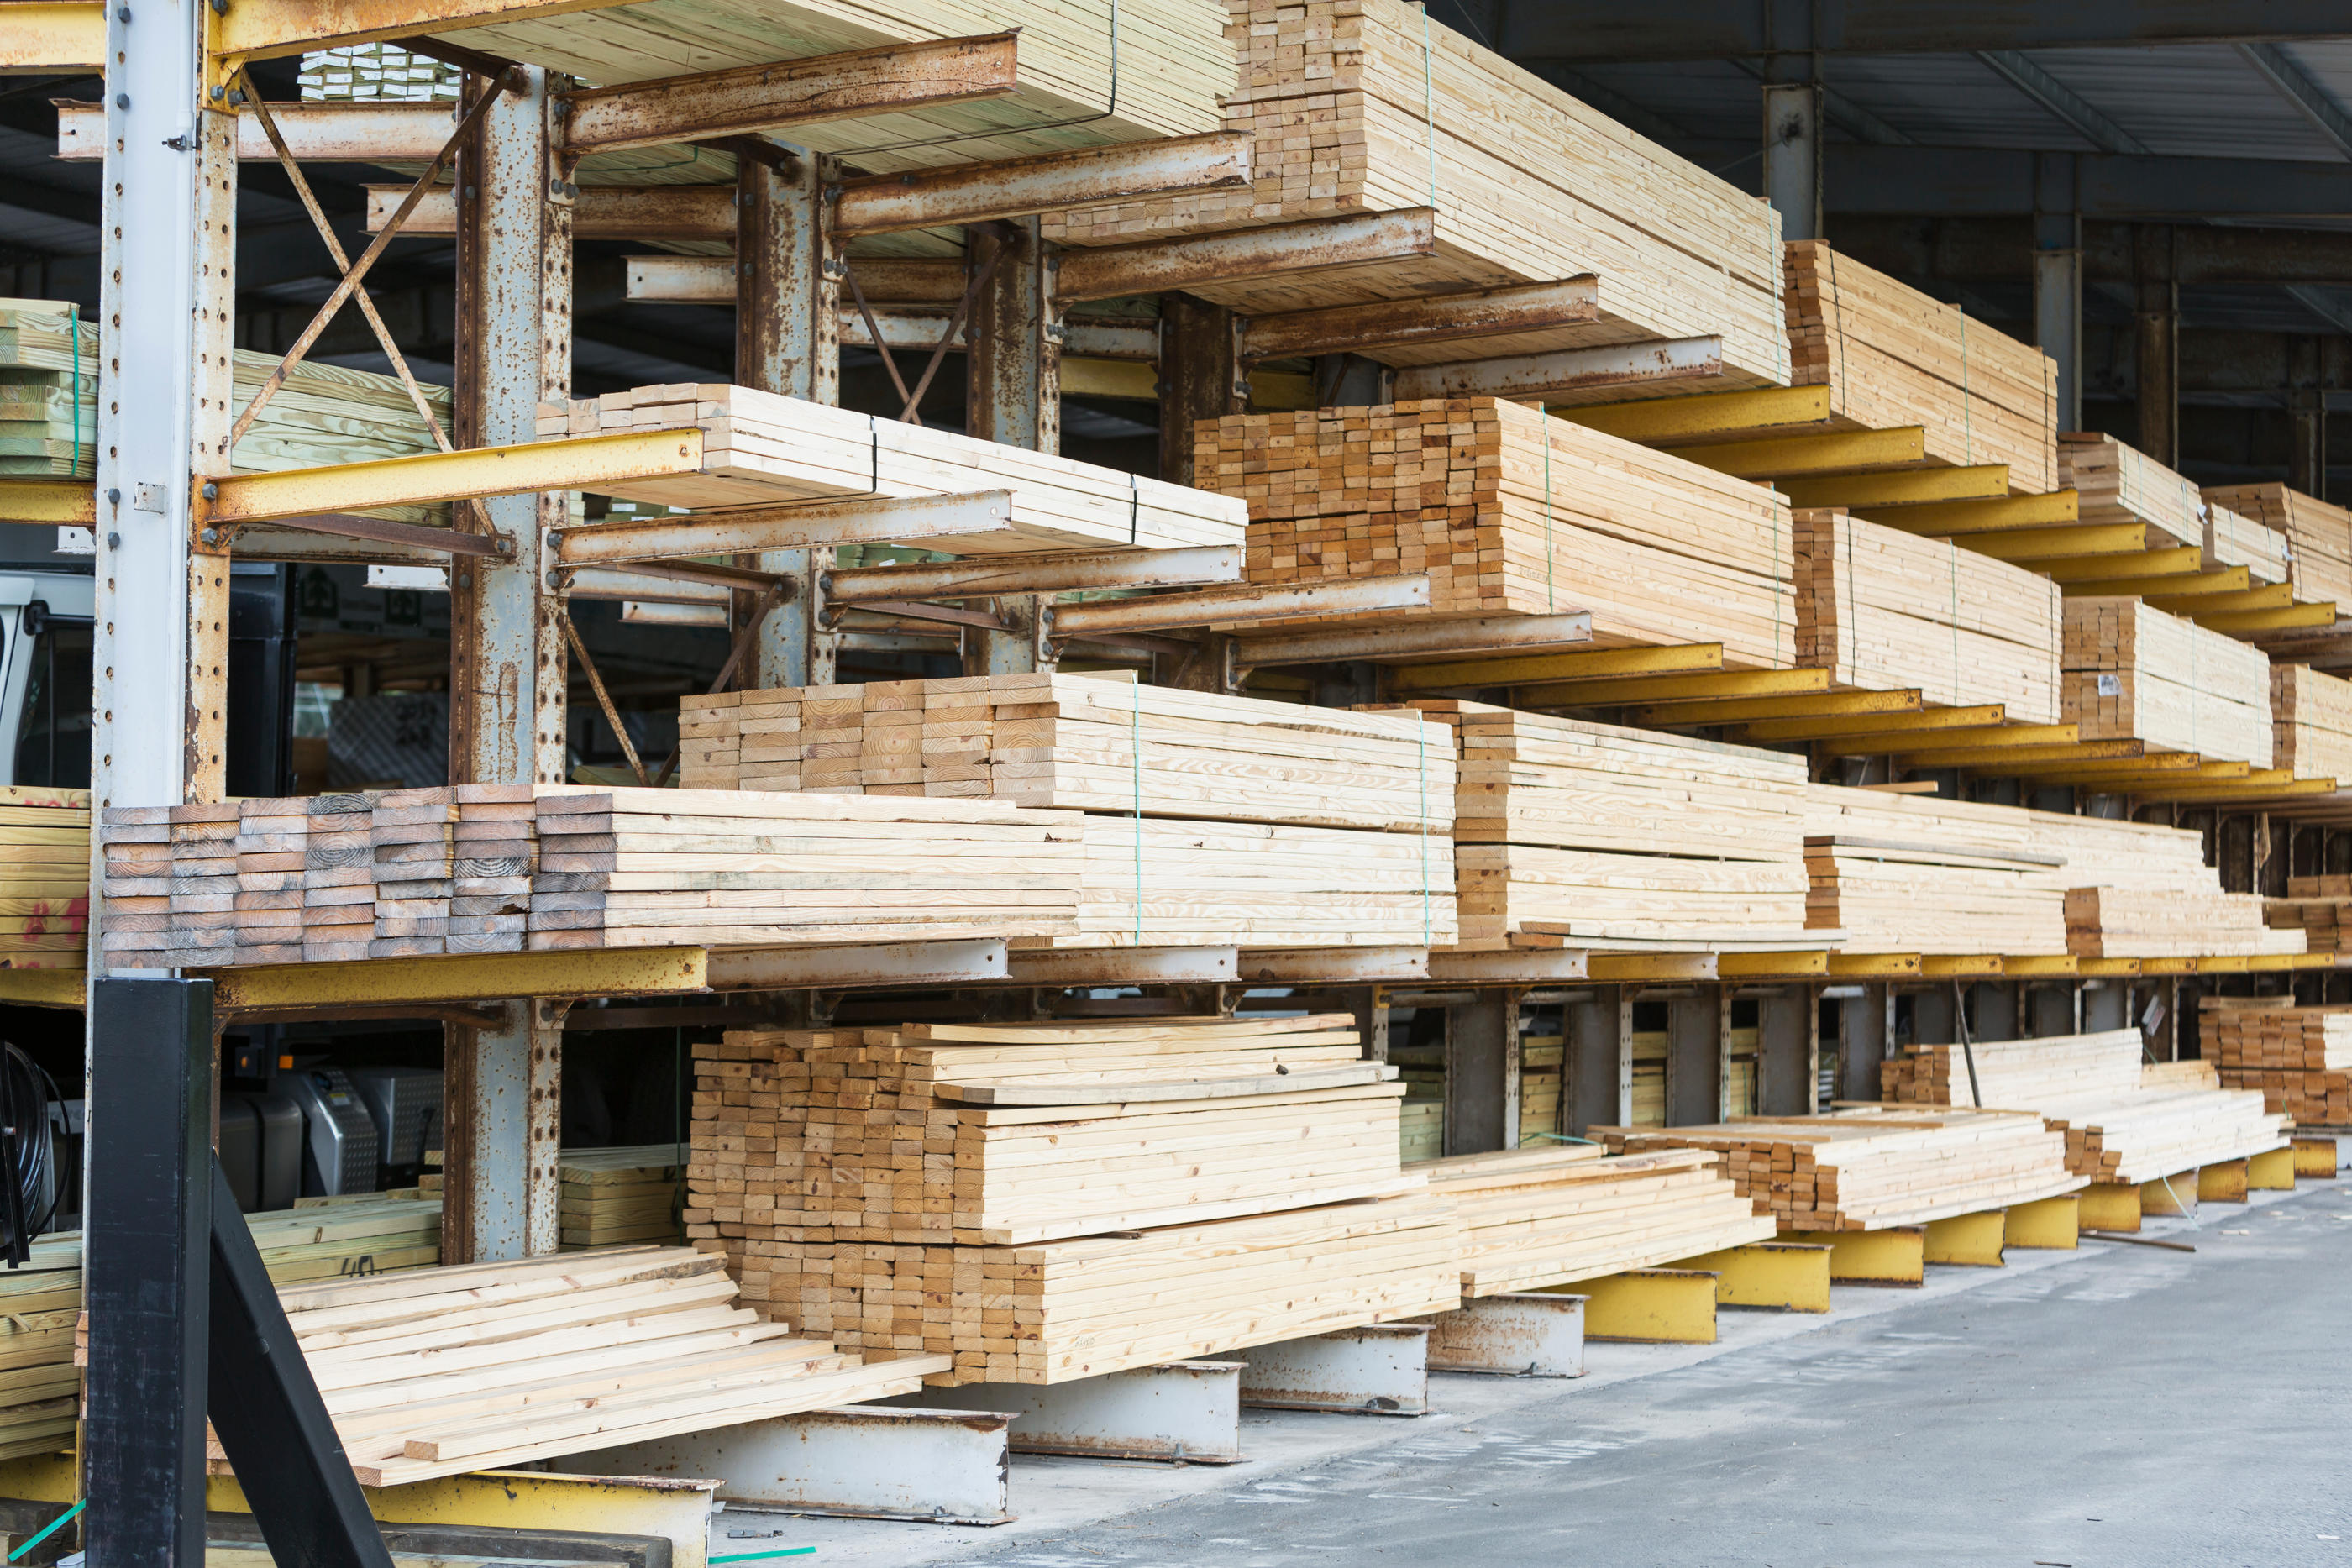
left=1881, top=1029, right=2288, bottom=1181
left=0, top=1237, right=81, bottom=1461
left=1210, top=398, right=1797, bottom=666
left=2273, top=664, right=2352, bottom=782
left=1374, top=701, right=1811, bottom=950
left=1521, top=1030, right=1563, bottom=1144
left=1804, top=785, right=2071, bottom=954
left=243, top=1192, right=444, bottom=1280
left=2061, top=598, right=2273, bottom=768
left=2204, top=483, right=2352, bottom=606
left=2201, top=1001, right=2352, bottom=1126
left=0, top=785, right=88, bottom=970
left=444, top=0, right=1232, bottom=176
left=560, top=1145, right=688, bottom=1250
left=1793, top=508, right=2061, bottom=722
left=2065, top=886, right=2298, bottom=958
left=1422, top=1145, right=1776, bottom=1295
left=538, top=385, right=1245, bottom=552
left=2204, top=494, right=2293, bottom=583
left=2059, top=433, right=2213, bottom=550
left=2266, top=890, right=2347, bottom=955
left=679, top=673, right=1457, bottom=832
left=1043, top=0, right=1786, bottom=396
left=1786, top=244, right=2058, bottom=494
left=1598, top=1107, right=2081, bottom=1230
left=260, top=1246, right=943, bottom=1487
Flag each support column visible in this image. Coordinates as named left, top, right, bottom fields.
left=2135, top=225, right=2179, bottom=466
left=1757, top=989, right=1816, bottom=1115
left=1566, top=986, right=1623, bottom=1136
left=736, top=147, right=837, bottom=690
left=1158, top=294, right=1240, bottom=485
left=1666, top=988, right=1720, bottom=1126
left=2290, top=335, right=2328, bottom=501
left=447, top=68, right=570, bottom=1265
left=1445, top=989, right=1520, bottom=1156
left=966, top=217, right=1058, bottom=453
left=2033, top=155, right=2082, bottom=434
left=1761, top=8, right=1822, bottom=247
left=1836, top=984, right=1891, bottom=1103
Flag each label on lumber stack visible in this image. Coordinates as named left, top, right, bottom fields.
left=537, top=383, right=1244, bottom=552
left=1207, top=397, right=1796, bottom=666
left=1042, top=0, right=1787, bottom=398
left=1599, top=1107, right=2081, bottom=1230
left=2200, top=1001, right=2352, bottom=1125
left=2204, top=482, right=2352, bottom=606
left=2057, top=432, right=2209, bottom=548
left=1787, top=244, right=2059, bottom=494
left=2273, top=664, right=2352, bottom=783
left=1793, top=508, right=2061, bottom=721
left=2061, top=597, right=2273, bottom=767
left=1881, top=1027, right=2288, bottom=1183
left=1373, top=700, right=1811, bottom=949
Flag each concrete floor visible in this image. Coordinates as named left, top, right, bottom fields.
left=727, top=1179, right=2352, bottom=1567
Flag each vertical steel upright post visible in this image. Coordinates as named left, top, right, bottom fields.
left=1157, top=295, right=1240, bottom=488
left=86, top=977, right=214, bottom=1566
left=2135, top=224, right=2180, bottom=466
left=962, top=218, right=1058, bottom=676
left=735, top=148, right=838, bottom=689
left=2033, top=155, right=2083, bottom=434
left=1761, top=82, right=1821, bottom=243
left=445, top=68, right=570, bottom=1264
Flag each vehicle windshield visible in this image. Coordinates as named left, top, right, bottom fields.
left=15, top=616, right=92, bottom=788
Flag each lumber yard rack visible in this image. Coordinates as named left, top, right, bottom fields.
left=7, top=0, right=2352, bottom=1560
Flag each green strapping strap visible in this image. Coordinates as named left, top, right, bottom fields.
left=1131, top=677, right=1143, bottom=947
left=10, top=1499, right=82, bottom=1563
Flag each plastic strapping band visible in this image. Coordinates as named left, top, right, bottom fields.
left=1542, top=419, right=1555, bottom=611
left=68, top=304, right=81, bottom=480
left=869, top=415, right=879, bottom=493
left=1131, top=677, right=1143, bottom=947
left=1421, top=5, right=1438, bottom=209
left=1129, top=472, right=1139, bottom=544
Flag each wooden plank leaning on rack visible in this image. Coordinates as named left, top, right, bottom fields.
left=1205, top=397, right=1796, bottom=666
left=1041, top=0, right=1785, bottom=394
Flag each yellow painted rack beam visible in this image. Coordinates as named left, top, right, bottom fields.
left=1715, top=951, right=1830, bottom=978
left=1557, top=383, right=1835, bottom=445
left=0, top=480, right=95, bottom=525
left=1634, top=688, right=1925, bottom=726
left=1519, top=668, right=1830, bottom=708
left=207, top=947, right=707, bottom=1011
left=1921, top=955, right=2004, bottom=978
left=1826, top=953, right=1924, bottom=978
left=1, top=3, right=104, bottom=71
left=1588, top=952, right=1719, bottom=983
left=2198, top=601, right=2339, bottom=634
left=2040, top=546, right=2205, bottom=584
left=1828, top=721, right=2079, bottom=756
left=200, top=428, right=705, bottom=525
left=1897, top=739, right=2146, bottom=768
left=1390, top=641, right=1720, bottom=692
left=1960, top=522, right=2154, bottom=563
left=1666, top=426, right=1928, bottom=480
left=2075, top=957, right=2143, bottom=977
left=0, top=970, right=85, bottom=1009
left=2004, top=955, right=2080, bottom=977
left=1736, top=705, right=2005, bottom=743
left=2154, top=585, right=2295, bottom=617
left=1861, top=490, right=2080, bottom=534
left=2059, top=565, right=2250, bottom=600
left=1777, top=464, right=2010, bottom=508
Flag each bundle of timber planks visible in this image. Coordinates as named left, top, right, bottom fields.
left=690, top=1019, right=1457, bottom=1383
left=1043, top=0, right=1786, bottom=396
left=1598, top=1107, right=2082, bottom=1230
left=261, top=1246, right=943, bottom=1487
left=2204, top=494, right=2293, bottom=583
left=2065, top=886, right=2297, bottom=958
left=1373, top=701, right=1811, bottom=950
left=438, top=0, right=1233, bottom=176
left=2059, top=433, right=2221, bottom=553
left=539, top=385, right=1245, bottom=552
left=2267, top=889, right=2348, bottom=956
left=1881, top=1028, right=2287, bottom=1183
left=0, top=785, right=88, bottom=970
left=2273, top=664, right=2352, bottom=782
left=2203, top=482, right=2352, bottom=607
left=2061, top=597, right=2273, bottom=768
left=680, top=672, right=1458, bottom=832
left=1786, top=244, right=2059, bottom=494
left=1, top=301, right=449, bottom=513
left=561, top=1145, right=688, bottom=1249
left=1421, top=1145, right=1775, bottom=1295
left=690, top=1016, right=1405, bottom=1248
left=1793, top=508, right=2061, bottom=722
left=1804, top=785, right=2070, bottom=954
left=1210, top=398, right=1797, bottom=666
left=2201, top=1001, right=2352, bottom=1126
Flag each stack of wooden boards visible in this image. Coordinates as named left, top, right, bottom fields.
left=2205, top=483, right=2352, bottom=607
left=2201, top=1001, right=2352, bottom=1126
left=2272, top=665, right=2352, bottom=782
left=1377, top=700, right=1810, bottom=950
left=2203, top=493, right=2295, bottom=583
left=1599, top=1108, right=2081, bottom=1230
left=677, top=674, right=1458, bottom=948
left=1212, top=398, right=1797, bottom=665
left=1421, top=1145, right=1775, bottom=1295
left=0, top=785, right=88, bottom=970
left=1804, top=784, right=2288, bottom=957
left=1880, top=1028, right=2287, bottom=1183
left=438, top=0, right=1232, bottom=176
left=538, top=385, right=1245, bottom=553
left=2061, top=598, right=2273, bottom=768
left=1044, top=0, right=1786, bottom=395
left=560, top=1145, right=687, bottom=1250
left=2058, top=434, right=2295, bottom=585
left=1786, top=244, right=2059, bottom=495
left=257, top=1246, right=942, bottom=1487
left=1793, top=508, right=2061, bottom=721
left=689, top=1016, right=1459, bottom=1384
left=1, top=300, right=446, bottom=511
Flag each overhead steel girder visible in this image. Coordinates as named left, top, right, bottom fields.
left=1236, top=277, right=1599, bottom=363
left=833, top=133, right=1252, bottom=237
left=632, top=254, right=964, bottom=303
left=824, top=543, right=1240, bottom=602
left=60, top=100, right=455, bottom=160
left=206, top=947, right=708, bottom=1010
left=840, top=310, right=1158, bottom=360
left=195, top=428, right=703, bottom=525
left=1, top=1, right=103, bottom=71
left=371, top=183, right=727, bottom=240
left=1053, top=209, right=1438, bottom=302
left=1445, top=1, right=2352, bottom=62
left=1046, top=574, right=1431, bottom=637
left=558, top=34, right=1017, bottom=155
left=553, top=491, right=1016, bottom=564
